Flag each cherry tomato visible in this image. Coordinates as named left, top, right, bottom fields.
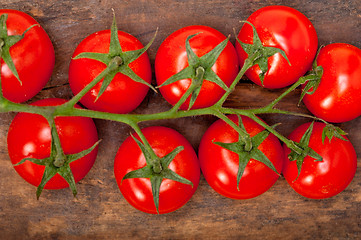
left=198, top=115, right=283, bottom=199
left=7, top=98, right=99, bottom=189
left=283, top=122, right=357, bottom=199
left=236, top=5, right=318, bottom=89
left=68, top=30, right=152, bottom=113
left=155, top=25, right=239, bottom=110
left=0, top=9, right=55, bottom=102
left=302, top=43, right=361, bottom=123
left=114, top=126, right=200, bottom=214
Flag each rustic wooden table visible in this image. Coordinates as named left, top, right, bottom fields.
left=1, top=0, right=360, bottom=239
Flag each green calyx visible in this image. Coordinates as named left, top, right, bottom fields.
left=0, top=13, right=37, bottom=86
left=157, top=32, right=230, bottom=110
left=236, top=21, right=291, bottom=85
left=322, top=124, right=347, bottom=143
left=14, top=122, right=100, bottom=199
left=122, top=134, right=193, bottom=214
left=213, top=115, right=280, bottom=190
left=72, top=13, right=157, bottom=101
left=298, top=48, right=324, bottom=105
left=288, top=122, right=322, bottom=180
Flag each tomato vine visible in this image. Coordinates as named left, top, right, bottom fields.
left=0, top=8, right=355, bottom=214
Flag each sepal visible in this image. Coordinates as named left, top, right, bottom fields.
left=122, top=133, right=192, bottom=213
left=287, top=122, right=323, bottom=179
left=322, top=124, right=347, bottom=143
left=237, top=21, right=290, bottom=85
left=213, top=115, right=279, bottom=190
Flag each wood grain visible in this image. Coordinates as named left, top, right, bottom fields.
left=0, top=0, right=360, bottom=239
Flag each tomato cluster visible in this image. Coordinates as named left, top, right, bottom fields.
left=1, top=6, right=359, bottom=214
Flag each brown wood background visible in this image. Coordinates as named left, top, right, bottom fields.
left=1, top=0, right=360, bottom=239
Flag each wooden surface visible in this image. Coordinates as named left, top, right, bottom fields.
left=1, top=0, right=361, bottom=239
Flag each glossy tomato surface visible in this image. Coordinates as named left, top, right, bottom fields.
left=283, top=122, right=357, bottom=199
left=155, top=25, right=239, bottom=110
left=198, top=115, right=283, bottom=199
left=7, top=98, right=99, bottom=189
left=69, top=30, right=152, bottom=113
left=302, top=43, right=361, bottom=123
left=236, top=5, right=318, bottom=88
left=0, top=9, right=55, bottom=102
left=114, top=126, right=200, bottom=214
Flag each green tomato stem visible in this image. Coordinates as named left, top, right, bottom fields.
left=0, top=99, right=55, bottom=116
left=56, top=105, right=214, bottom=123
left=216, top=50, right=259, bottom=107
left=130, top=122, right=163, bottom=174
left=48, top=118, right=67, bottom=168
left=245, top=112, right=303, bottom=154
left=263, top=74, right=310, bottom=111
left=60, top=56, right=122, bottom=111
left=252, top=108, right=328, bottom=124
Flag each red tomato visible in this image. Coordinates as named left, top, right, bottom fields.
left=198, top=115, right=283, bottom=199
left=302, top=43, right=361, bottom=123
left=236, top=6, right=318, bottom=89
left=68, top=30, right=152, bottom=113
left=155, top=25, right=239, bottom=110
left=283, top=122, right=357, bottom=199
left=7, top=98, right=98, bottom=189
left=0, top=9, right=55, bottom=102
left=114, top=126, right=200, bottom=214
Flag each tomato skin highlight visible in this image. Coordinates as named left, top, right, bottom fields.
left=155, top=25, right=239, bottom=110
left=198, top=115, right=283, bottom=199
left=68, top=30, right=152, bottom=114
left=0, top=9, right=55, bottom=103
left=114, top=126, right=200, bottom=214
left=302, top=43, right=361, bottom=123
left=7, top=98, right=99, bottom=189
left=236, top=5, right=318, bottom=89
left=283, top=122, right=357, bottom=199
